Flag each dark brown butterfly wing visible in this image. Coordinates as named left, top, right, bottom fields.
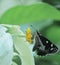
left=33, top=31, right=58, bottom=56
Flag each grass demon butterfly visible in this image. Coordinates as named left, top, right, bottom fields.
left=31, top=25, right=58, bottom=56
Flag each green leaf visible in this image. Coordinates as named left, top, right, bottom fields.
left=41, top=25, right=60, bottom=43
left=12, top=55, right=21, bottom=65
left=34, top=54, right=60, bottom=65
left=0, top=3, right=60, bottom=25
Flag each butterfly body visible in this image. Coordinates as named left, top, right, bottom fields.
left=33, top=31, right=58, bottom=56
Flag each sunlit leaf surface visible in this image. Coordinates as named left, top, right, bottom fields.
left=0, top=3, right=60, bottom=25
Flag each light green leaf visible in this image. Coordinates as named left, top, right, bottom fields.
left=0, top=0, right=38, bottom=17
left=0, top=3, right=60, bottom=25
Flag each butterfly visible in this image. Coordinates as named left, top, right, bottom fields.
left=32, top=31, right=58, bottom=56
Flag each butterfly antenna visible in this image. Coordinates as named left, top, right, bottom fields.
left=30, top=25, right=37, bottom=32
left=30, top=25, right=41, bottom=35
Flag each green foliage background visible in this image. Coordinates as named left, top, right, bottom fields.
left=0, top=0, right=60, bottom=65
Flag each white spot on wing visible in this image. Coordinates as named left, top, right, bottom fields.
left=46, top=41, right=48, bottom=43
left=51, top=44, right=53, bottom=47
left=50, top=48, right=53, bottom=50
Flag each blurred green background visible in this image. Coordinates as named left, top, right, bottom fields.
left=0, top=0, right=60, bottom=65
